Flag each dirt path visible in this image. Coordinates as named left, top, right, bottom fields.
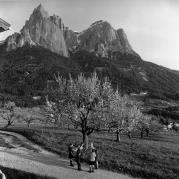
left=0, top=130, right=138, bottom=179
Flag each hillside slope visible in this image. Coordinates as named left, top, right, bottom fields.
left=0, top=46, right=79, bottom=105
left=0, top=47, right=179, bottom=107
left=72, top=51, right=179, bottom=100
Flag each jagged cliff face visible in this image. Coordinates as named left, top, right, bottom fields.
left=77, top=20, right=138, bottom=57
left=6, top=32, right=35, bottom=51
left=5, top=5, right=138, bottom=58
left=64, top=29, right=78, bottom=51
left=6, top=5, right=68, bottom=57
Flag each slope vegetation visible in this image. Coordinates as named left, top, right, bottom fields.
left=0, top=47, right=179, bottom=106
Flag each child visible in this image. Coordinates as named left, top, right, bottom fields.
left=89, top=149, right=96, bottom=172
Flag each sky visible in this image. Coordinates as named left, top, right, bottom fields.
left=0, top=0, right=179, bottom=70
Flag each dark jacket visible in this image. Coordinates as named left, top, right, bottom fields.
left=68, top=145, right=74, bottom=159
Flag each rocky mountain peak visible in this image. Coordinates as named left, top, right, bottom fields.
left=90, top=20, right=110, bottom=27
left=88, top=20, right=117, bottom=41
left=5, top=4, right=68, bottom=57
left=33, top=4, right=49, bottom=19
left=4, top=5, right=139, bottom=59
left=77, top=20, right=139, bottom=58
left=116, top=28, right=133, bottom=53
left=50, top=15, right=61, bottom=25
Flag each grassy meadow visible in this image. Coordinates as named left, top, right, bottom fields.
left=4, top=126, right=179, bottom=179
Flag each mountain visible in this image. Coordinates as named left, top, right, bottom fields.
left=4, top=5, right=138, bottom=58
left=71, top=51, right=179, bottom=100
left=5, top=4, right=68, bottom=57
left=76, top=20, right=139, bottom=57
left=0, top=4, right=179, bottom=108
left=0, top=46, right=79, bottom=106
left=0, top=47, right=179, bottom=103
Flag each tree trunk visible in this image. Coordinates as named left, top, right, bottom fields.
left=82, top=132, right=89, bottom=149
left=116, top=129, right=120, bottom=142
left=146, top=128, right=149, bottom=137
left=108, top=127, right=111, bottom=133
left=4, top=121, right=11, bottom=128
left=27, top=122, right=31, bottom=128
left=140, top=130, right=143, bottom=138
left=127, top=131, right=131, bottom=139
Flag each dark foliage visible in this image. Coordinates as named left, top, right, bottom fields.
left=0, top=46, right=79, bottom=106
left=71, top=51, right=179, bottom=99
left=0, top=46, right=179, bottom=106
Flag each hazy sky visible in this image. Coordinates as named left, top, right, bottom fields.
left=0, top=0, right=179, bottom=70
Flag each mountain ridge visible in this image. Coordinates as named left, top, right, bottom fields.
left=6, top=4, right=69, bottom=57
left=0, top=4, right=179, bottom=106
left=4, top=4, right=138, bottom=58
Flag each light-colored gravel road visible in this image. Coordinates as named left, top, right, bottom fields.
left=0, top=130, right=138, bottom=179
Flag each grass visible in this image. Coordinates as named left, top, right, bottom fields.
left=0, top=165, right=55, bottom=179
left=4, top=126, right=179, bottom=179
left=0, top=133, right=39, bottom=152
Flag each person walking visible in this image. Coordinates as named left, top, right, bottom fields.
left=76, top=143, right=84, bottom=171
left=88, top=149, right=96, bottom=172
left=90, top=142, right=98, bottom=169
left=68, top=143, right=75, bottom=167
left=94, top=147, right=98, bottom=169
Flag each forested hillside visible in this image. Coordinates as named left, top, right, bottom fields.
left=0, top=46, right=179, bottom=107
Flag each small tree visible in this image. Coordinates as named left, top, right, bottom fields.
left=137, top=115, right=151, bottom=138
left=18, top=107, right=43, bottom=128
left=0, top=101, right=17, bottom=128
left=108, top=91, right=143, bottom=142
left=24, top=116, right=34, bottom=128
